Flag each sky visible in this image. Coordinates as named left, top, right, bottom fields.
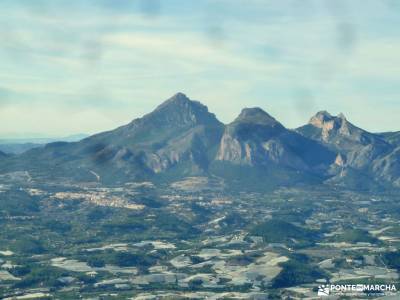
left=0, top=0, right=399, bottom=138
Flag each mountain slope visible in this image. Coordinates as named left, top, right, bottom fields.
left=379, top=131, right=400, bottom=147
left=78, top=92, right=224, bottom=175
left=0, top=143, right=43, bottom=155
left=297, top=111, right=398, bottom=187
left=1, top=93, right=224, bottom=183
left=0, top=134, right=89, bottom=154
left=0, top=150, right=7, bottom=158
left=372, top=147, right=400, bottom=187
left=0, top=95, right=398, bottom=189
left=297, top=111, right=393, bottom=166
left=216, top=108, right=336, bottom=171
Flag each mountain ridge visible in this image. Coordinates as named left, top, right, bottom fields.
left=216, top=107, right=335, bottom=172
left=296, top=111, right=398, bottom=188
left=0, top=93, right=398, bottom=189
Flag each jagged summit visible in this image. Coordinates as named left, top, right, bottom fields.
left=216, top=106, right=334, bottom=170
left=313, top=110, right=333, bottom=119
left=297, top=110, right=394, bottom=177
left=234, top=107, right=280, bottom=126
left=133, top=93, right=221, bottom=128
left=307, top=111, right=353, bottom=140
left=1, top=92, right=398, bottom=189
left=309, top=111, right=347, bottom=128
left=156, top=92, right=193, bottom=109
left=171, top=92, right=188, bottom=99
left=310, top=111, right=336, bottom=127
left=226, top=107, right=285, bottom=141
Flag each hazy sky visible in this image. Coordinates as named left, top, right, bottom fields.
left=0, top=0, right=399, bottom=138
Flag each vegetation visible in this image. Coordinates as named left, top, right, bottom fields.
left=13, top=265, right=68, bottom=289
left=382, top=251, right=400, bottom=270
left=1, top=178, right=399, bottom=299
left=272, top=259, right=326, bottom=288
left=250, top=219, right=317, bottom=246
left=334, top=229, right=379, bottom=244
left=11, top=238, right=46, bottom=254
left=0, top=190, right=39, bottom=216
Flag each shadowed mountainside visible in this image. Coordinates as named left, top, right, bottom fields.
left=0, top=93, right=398, bottom=189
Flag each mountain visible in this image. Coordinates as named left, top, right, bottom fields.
left=0, top=94, right=398, bottom=189
left=371, top=147, right=400, bottom=187
left=80, top=92, right=224, bottom=177
left=1, top=93, right=224, bottom=183
left=0, top=134, right=88, bottom=145
left=379, top=131, right=400, bottom=147
left=296, top=111, right=398, bottom=188
left=0, top=134, right=89, bottom=155
left=216, top=107, right=335, bottom=171
left=0, top=143, right=43, bottom=155
left=296, top=111, right=392, bottom=167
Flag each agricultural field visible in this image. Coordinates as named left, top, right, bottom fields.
left=1, top=176, right=399, bottom=299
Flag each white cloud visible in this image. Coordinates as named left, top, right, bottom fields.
left=0, top=1, right=399, bottom=136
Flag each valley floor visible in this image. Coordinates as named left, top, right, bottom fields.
left=1, top=174, right=400, bottom=299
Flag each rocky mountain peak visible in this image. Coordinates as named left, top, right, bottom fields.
left=316, top=110, right=333, bottom=118
left=309, top=111, right=335, bottom=127
left=1, top=92, right=398, bottom=189
left=137, top=93, right=221, bottom=128
left=308, top=111, right=354, bottom=141
left=234, top=107, right=281, bottom=126
left=156, top=92, right=191, bottom=109
left=309, top=111, right=349, bottom=129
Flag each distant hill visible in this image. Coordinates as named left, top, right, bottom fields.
left=0, top=134, right=88, bottom=144
left=0, top=134, right=88, bottom=154
left=333, top=229, right=379, bottom=244
left=250, top=219, right=318, bottom=246
left=0, top=143, right=43, bottom=155
left=0, top=93, right=398, bottom=189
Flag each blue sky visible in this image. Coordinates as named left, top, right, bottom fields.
left=0, top=0, right=399, bottom=137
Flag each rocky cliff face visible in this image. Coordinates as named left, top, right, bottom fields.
left=75, top=92, right=224, bottom=175
left=303, top=111, right=385, bottom=149
left=379, top=131, right=400, bottom=147
left=3, top=93, right=224, bottom=183
left=297, top=111, right=392, bottom=167
left=0, top=94, right=398, bottom=189
left=309, top=111, right=345, bottom=142
left=216, top=108, right=286, bottom=165
left=216, top=108, right=335, bottom=172
left=297, top=111, right=398, bottom=187
left=372, top=147, right=400, bottom=187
